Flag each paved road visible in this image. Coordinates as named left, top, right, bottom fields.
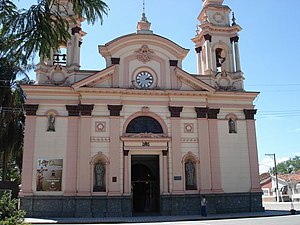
left=32, top=215, right=300, bottom=225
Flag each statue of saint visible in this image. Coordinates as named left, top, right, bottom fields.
left=95, top=162, right=105, bottom=188
left=47, top=115, right=55, bottom=132
left=229, top=118, right=236, bottom=133
left=185, top=160, right=195, bottom=187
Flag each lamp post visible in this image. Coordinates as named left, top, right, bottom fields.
left=265, top=153, right=280, bottom=202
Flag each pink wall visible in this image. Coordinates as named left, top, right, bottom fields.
left=64, top=117, right=79, bottom=196
left=20, top=116, right=36, bottom=196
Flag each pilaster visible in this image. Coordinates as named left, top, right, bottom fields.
left=20, top=104, right=39, bottom=196
left=244, top=109, right=261, bottom=192
left=169, top=106, right=183, bottom=193
left=107, top=105, right=123, bottom=195
left=77, top=104, right=94, bottom=196
left=195, top=107, right=212, bottom=193
left=64, top=105, right=80, bottom=196
left=207, top=108, right=223, bottom=193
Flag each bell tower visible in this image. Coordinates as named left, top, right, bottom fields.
left=192, top=0, right=244, bottom=91
left=36, top=0, right=86, bottom=85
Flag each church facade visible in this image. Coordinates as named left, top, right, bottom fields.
left=20, top=0, right=263, bottom=217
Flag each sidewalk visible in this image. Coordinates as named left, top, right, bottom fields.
left=25, top=210, right=296, bottom=224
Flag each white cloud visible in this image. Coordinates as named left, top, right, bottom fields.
left=259, top=156, right=289, bottom=174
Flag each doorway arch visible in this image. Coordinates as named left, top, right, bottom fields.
left=131, top=155, right=160, bottom=214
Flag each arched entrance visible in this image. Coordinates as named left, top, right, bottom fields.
left=131, top=155, right=160, bottom=214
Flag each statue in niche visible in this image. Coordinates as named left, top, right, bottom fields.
left=229, top=118, right=237, bottom=133
left=95, top=162, right=105, bottom=190
left=47, top=114, right=55, bottom=132
left=216, top=48, right=226, bottom=72
left=185, top=160, right=195, bottom=189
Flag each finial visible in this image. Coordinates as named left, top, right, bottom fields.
left=232, top=12, right=236, bottom=26
left=137, top=0, right=152, bottom=34
left=203, top=10, right=209, bottom=23
left=195, top=24, right=200, bottom=35
left=141, top=0, right=147, bottom=22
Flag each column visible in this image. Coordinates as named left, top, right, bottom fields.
left=20, top=104, right=39, bottom=196
left=70, top=26, right=81, bottom=67
left=195, top=47, right=203, bottom=75
left=207, top=108, right=223, bottom=193
left=64, top=105, right=80, bottom=196
left=231, top=36, right=241, bottom=72
left=123, top=150, right=130, bottom=195
left=244, top=109, right=261, bottom=192
left=108, top=105, right=123, bottom=195
left=162, top=150, right=169, bottom=194
left=204, top=34, right=212, bottom=73
left=195, top=107, right=212, bottom=192
left=169, top=106, right=183, bottom=193
left=77, top=104, right=94, bottom=196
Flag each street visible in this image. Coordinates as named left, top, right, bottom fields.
left=32, top=215, right=300, bottom=225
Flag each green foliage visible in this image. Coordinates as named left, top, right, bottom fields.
left=0, top=58, right=29, bottom=181
left=0, top=192, right=27, bottom=225
left=270, top=156, right=300, bottom=174
left=0, top=0, right=109, bottom=63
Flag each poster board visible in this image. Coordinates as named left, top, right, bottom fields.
left=36, top=159, right=63, bottom=191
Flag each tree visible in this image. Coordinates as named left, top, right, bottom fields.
left=0, top=192, right=27, bottom=225
left=0, top=0, right=109, bottom=181
left=270, top=156, right=300, bottom=175
left=0, top=58, right=30, bottom=181
left=1, top=0, right=109, bottom=64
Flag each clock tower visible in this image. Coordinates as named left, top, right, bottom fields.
left=192, top=0, right=244, bottom=91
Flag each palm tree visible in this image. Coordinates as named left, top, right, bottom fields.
left=1, top=0, right=109, bottom=64
left=0, top=58, right=30, bottom=181
left=0, top=0, right=109, bottom=181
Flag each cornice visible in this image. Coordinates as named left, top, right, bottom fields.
left=99, top=33, right=189, bottom=60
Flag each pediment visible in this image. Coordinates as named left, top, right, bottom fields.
left=72, top=65, right=116, bottom=89
left=175, top=68, right=215, bottom=92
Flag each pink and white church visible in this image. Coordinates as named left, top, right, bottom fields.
left=20, top=0, right=263, bottom=217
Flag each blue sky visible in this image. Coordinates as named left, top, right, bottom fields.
left=18, top=0, right=300, bottom=173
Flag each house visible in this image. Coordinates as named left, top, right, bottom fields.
left=19, top=0, right=263, bottom=217
left=260, top=172, right=300, bottom=202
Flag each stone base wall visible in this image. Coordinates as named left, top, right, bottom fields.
left=20, top=192, right=263, bottom=218
left=20, top=196, right=132, bottom=218
left=161, top=192, right=264, bottom=215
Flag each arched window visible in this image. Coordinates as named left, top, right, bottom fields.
left=126, top=116, right=163, bottom=134
left=215, top=48, right=226, bottom=72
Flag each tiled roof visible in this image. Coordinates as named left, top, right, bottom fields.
left=278, top=172, right=300, bottom=182
left=259, top=172, right=271, bottom=182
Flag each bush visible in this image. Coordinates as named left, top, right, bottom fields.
left=0, top=192, right=27, bottom=225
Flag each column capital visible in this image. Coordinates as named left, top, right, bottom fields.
left=71, top=26, right=81, bottom=35
left=207, top=108, right=220, bottom=119
left=162, top=150, right=168, bottom=156
left=195, top=46, right=202, bottom=53
left=195, top=107, right=209, bottom=118
left=204, top=34, right=212, bottom=42
left=169, top=106, right=183, bottom=118
left=169, top=60, right=178, bottom=67
left=24, top=104, right=39, bottom=116
left=79, top=104, right=94, bottom=116
left=66, top=105, right=80, bottom=116
left=124, top=150, right=129, bottom=156
left=111, top=58, right=120, bottom=65
left=244, top=109, right=257, bottom=120
left=108, top=105, right=123, bottom=116
left=230, top=36, right=239, bottom=43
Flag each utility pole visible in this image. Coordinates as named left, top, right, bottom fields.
left=265, top=153, right=280, bottom=202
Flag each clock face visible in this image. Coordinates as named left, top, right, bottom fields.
left=136, top=71, right=153, bottom=88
